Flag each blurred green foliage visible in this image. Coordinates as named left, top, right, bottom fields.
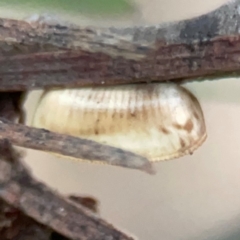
left=0, top=0, right=135, bottom=17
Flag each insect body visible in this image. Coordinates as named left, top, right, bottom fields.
left=32, top=83, right=207, bottom=162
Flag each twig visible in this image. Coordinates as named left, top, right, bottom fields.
left=0, top=0, right=239, bottom=90
left=0, top=118, right=154, bottom=174
left=0, top=140, right=135, bottom=240
left=0, top=92, right=153, bottom=173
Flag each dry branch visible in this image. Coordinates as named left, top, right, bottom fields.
left=0, top=92, right=152, bottom=173
left=0, top=118, right=154, bottom=174
left=0, top=140, right=135, bottom=240
left=0, top=0, right=240, bottom=91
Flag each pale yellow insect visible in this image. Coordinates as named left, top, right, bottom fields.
left=32, top=83, right=207, bottom=162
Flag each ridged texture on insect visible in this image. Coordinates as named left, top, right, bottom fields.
left=32, top=84, right=207, bottom=161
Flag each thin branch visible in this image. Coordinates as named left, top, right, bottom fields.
left=0, top=140, right=135, bottom=240
left=0, top=118, right=154, bottom=174
left=0, top=0, right=240, bottom=91
left=0, top=92, right=153, bottom=174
